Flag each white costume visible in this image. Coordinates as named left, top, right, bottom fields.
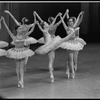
left=7, top=37, right=37, bottom=59
left=35, top=29, right=62, bottom=55
left=60, top=27, right=86, bottom=50
left=0, top=41, right=8, bottom=56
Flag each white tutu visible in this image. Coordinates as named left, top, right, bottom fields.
left=24, top=37, right=38, bottom=45
left=35, top=36, right=62, bottom=55
left=0, top=49, right=7, bottom=56
left=7, top=47, right=35, bottom=59
left=60, top=39, right=84, bottom=50
left=75, top=37, right=86, bottom=45
left=37, top=37, right=45, bottom=44
left=0, top=41, right=8, bottom=48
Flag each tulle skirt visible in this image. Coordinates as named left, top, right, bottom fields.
left=37, top=37, right=45, bottom=44
left=0, top=41, right=8, bottom=48
left=60, top=37, right=86, bottom=51
left=35, top=36, right=62, bottom=55
left=11, top=37, right=38, bottom=46
left=0, top=49, right=7, bottom=56
left=7, top=47, right=35, bottom=59
left=24, top=37, right=38, bottom=45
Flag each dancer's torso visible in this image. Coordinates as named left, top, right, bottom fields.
left=13, top=37, right=25, bottom=48
left=67, top=27, right=79, bottom=40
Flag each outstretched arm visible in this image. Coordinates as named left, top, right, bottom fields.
left=48, top=12, right=62, bottom=29
left=59, top=14, right=68, bottom=32
left=26, top=12, right=37, bottom=28
left=73, top=11, right=84, bottom=28
left=4, top=10, right=20, bottom=26
left=66, top=9, right=69, bottom=19
left=22, top=22, right=37, bottom=38
left=55, top=9, right=69, bottom=26
left=34, top=11, right=44, bottom=23
left=37, top=22, right=45, bottom=33
left=1, top=16, right=15, bottom=39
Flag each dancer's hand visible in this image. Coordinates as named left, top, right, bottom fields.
left=35, top=21, right=38, bottom=24
left=66, top=9, right=69, bottom=13
left=34, top=11, right=36, bottom=14
left=4, top=10, right=9, bottom=13
left=59, top=12, right=62, bottom=16
left=1, top=16, right=4, bottom=21
left=80, top=11, right=84, bottom=15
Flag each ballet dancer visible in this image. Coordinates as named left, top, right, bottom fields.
left=34, top=12, right=76, bottom=82
left=60, top=9, right=85, bottom=79
left=33, top=10, right=67, bottom=82
left=4, top=10, right=38, bottom=72
left=1, top=16, right=37, bottom=88
left=66, top=9, right=86, bottom=71
left=0, top=18, right=9, bottom=74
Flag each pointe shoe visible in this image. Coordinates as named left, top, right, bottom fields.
left=50, top=75, right=54, bottom=83
left=51, top=78, right=54, bottom=83
left=70, top=72, right=75, bottom=79
left=66, top=69, right=70, bottom=79
left=18, top=81, right=21, bottom=88
left=20, top=83, right=24, bottom=88
left=18, top=81, right=24, bottom=88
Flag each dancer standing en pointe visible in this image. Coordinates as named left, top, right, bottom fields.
left=60, top=9, right=85, bottom=79
left=1, top=16, right=37, bottom=88
left=34, top=10, right=67, bottom=82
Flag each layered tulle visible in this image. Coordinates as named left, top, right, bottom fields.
left=7, top=47, right=35, bottom=59
left=0, top=49, right=7, bottom=56
left=37, top=37, right=45, bottom=44
left=0, top=41, right=8, bottom=48
left=60, top=37, right=86, bottom=50
left=35, top=36, right=62, bottom=55
left=11, top=37, right=38, bottom=46
left=24, top=37, right=38, bottom=45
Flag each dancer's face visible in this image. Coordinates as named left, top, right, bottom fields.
left=67, top=18, right=74, bottom=27
left=17, top=25, right=28, bottom=34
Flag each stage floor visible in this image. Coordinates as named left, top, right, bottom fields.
left=0, top=43, right=100, bottom=98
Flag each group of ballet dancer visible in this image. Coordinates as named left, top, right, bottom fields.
left=0, top=9, right=86, bottom=88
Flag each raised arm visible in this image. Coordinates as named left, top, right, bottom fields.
left=1, top=16, right=15, bottom=39
left=59, top=14, right=68, bottom=32
left=66, top=9, right=69, bottom=19
left=28, top=12, right=37, bottom=27
left=37, top=22, right=45, bottom=33
left=22, top=22, right=37, bottom=38
left=55, top=10, right=67, bottom=26
left=48, top=12, right=61, bottom=29
left=73, top=11, right=84, bottom=28
left=4, top=10, right=20, bottom=26
left=34, top=11, right=44, bottom=23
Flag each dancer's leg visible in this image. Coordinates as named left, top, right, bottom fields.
left=67, top=50, right=75, bottom=79
left=73, top=50, right=79, bottom=71
left=48, top=51, right=55, bottom=82
left=19, top=58, right=25, bottom=88
left=15, top=59, right=20, bottom=87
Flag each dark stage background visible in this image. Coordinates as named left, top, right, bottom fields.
left=0, top=2, right=100, bottom=48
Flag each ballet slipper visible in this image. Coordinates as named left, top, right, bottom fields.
left=18, top=81, right=21, bottom=88
left=20, top=81, right=24, bottom=88
left=66, top=69, right=70, bottom=79
left=50, top=75, right=54, bottom=83
left=70, top=71, right=75, bottom=79
left=18, top=81, right=24, bottom=88
left=74, top=66, right=77, bottom=71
